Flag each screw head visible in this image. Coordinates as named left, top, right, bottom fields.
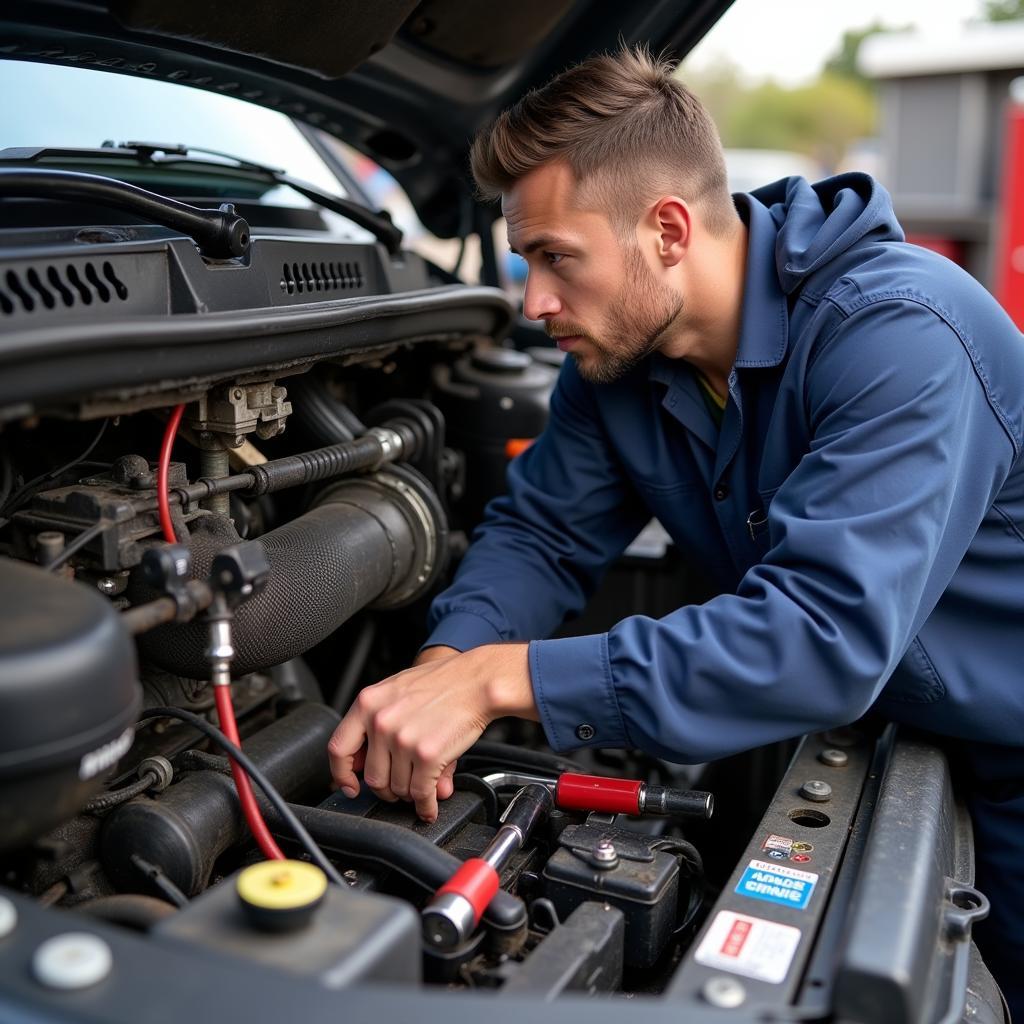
left=96, top=578, right=117, bottom=595
left=32, top=932, right=113, bottom=990
left=800, top=779, right=833, bottom=802
left=702, top=975, right=746, bottom=1008
left=819, top=748, right=848, bottom=768
left=591, top=839, right=619, bottom=869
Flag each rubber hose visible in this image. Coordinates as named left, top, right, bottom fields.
left=136, top=471, right=439, bottom=678
left=101, top=702, right=339, bottom=896
left=289, top=374, right=367, bottom=445
left=83, top=769, right=158, bottom=813
left=272, top=803, right=528, bottom=938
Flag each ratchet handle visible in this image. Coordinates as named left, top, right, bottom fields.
left=554, top=772, right=714, bottom=819
left=435, top=857, right=500, bottom=925
left=555, top=772, right=643, bottom=814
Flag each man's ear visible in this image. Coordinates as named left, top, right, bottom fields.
left=648, top=197, right=691, bottom=268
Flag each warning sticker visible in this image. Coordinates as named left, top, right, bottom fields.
left=762, top=834, right=793, bottom=853
left=694, top=910, right=802, bottom=984
left=736, top=859, right=818, bottom=910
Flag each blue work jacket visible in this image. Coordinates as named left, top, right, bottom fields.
left=425, top=173, right=1024, bottom=761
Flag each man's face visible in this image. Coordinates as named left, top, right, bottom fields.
left=503, top=161, right=683, bottom=383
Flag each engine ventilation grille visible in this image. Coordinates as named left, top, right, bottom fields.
left=0, top=260, right=129, bottom=316
left=280, top=260, right=364, bottom=296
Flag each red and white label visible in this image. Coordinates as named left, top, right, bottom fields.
left=694, top=911, right=801, bottom=984
left=720, top=917, right=752, bottom=957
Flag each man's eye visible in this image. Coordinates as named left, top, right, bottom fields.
left=545, top=252, right=566, bottom=266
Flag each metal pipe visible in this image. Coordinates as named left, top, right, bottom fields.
left=198, top=446, right=231, bottom=516
left=120, top=580, right=213, bottom=635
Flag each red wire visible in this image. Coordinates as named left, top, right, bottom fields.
left=157, top=402, right=284, bottom=861
left=157, top=404, right=186, bottom=542
left=214, top=686, right=286, bottom=861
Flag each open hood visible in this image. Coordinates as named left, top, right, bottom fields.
left=0, top=0, right=732, bottom=237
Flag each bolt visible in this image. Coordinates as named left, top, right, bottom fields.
left=35, top=531, right=65, bottom=567
left=32, top=932, right=113, bottom=990
left=96, top=578, right=117, bottom=595
left=800, top=779, right=833, bottom=802
left=591, top=839, right=619, bottom=869
left=819, top=748, right=848, bottom=768
left=702, top=975, right=746, bottom=1008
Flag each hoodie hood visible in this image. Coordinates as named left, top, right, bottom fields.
left=749, top=172, right=905, bottom=295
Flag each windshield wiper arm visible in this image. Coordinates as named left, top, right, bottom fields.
left=0, top=166, right=250, bottom=258
left=0, top=143, right=406, bottom=256
left=108, top=140, right=405, bottom=255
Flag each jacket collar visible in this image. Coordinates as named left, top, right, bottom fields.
left=731, top=193, right=790, bottom=370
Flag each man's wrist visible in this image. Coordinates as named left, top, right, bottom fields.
left=415, top=644, right=459, bottom=666
left=480, top=642, right=539, bottom=720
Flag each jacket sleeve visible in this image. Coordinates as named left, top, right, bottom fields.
left=530, top=301, right=1017, bottom=758
left=423, top=359, right=651, bottom=652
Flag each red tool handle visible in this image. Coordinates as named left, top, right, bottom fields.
left=555, top=772, right=643, bottom=815
left=436, top=858, right=500, bottom=925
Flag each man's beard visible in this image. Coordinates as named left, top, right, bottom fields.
left=546, top=245, right=684, bottom=384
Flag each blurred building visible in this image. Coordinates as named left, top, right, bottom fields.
left=859, top=19, right=1024, bottom=324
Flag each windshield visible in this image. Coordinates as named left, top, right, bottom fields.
left=0, top=61, right=346, bottom=199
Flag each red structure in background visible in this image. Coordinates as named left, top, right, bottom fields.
left=993, top=86, right=1024, bottom=329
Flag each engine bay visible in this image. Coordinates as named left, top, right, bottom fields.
left=0, top=157, right=995, bottom=1022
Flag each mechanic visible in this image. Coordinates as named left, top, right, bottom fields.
left=329, top=48, right=1024, bottom=1012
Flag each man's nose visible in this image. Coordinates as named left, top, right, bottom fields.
left=522, top=274, right=561, bottom=322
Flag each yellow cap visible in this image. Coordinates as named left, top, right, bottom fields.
left=236, top=860, right=328, bottom=911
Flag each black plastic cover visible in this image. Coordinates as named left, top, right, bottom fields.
left=542, top=824, right=680, bottom=969
left=0, top=558, right=141, bottom=850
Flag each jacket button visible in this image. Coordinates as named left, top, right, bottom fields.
left=714, top=484, right=729, bottom=501
left=575, top=723, right=595, bottom=741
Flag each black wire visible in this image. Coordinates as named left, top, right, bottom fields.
left=129, top=854, right=189, bottom=908
left=0, top=418, right=110, bottom=518
left=44, top=519, right=110, bottom=571
left=651, top=839, right=706, bottom=937
left=138, top=706, right=346, bottom=887
left=84, top=769, right=159, bottom=813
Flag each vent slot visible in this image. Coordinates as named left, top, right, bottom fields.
left=280, top=259, right=364, bottom=296
left=0, top=261, right=130, bottom=316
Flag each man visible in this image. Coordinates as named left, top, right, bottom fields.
left=329, top=48, right=1024, bottom=1011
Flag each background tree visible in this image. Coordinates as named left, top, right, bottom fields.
left=983, top=0, right=1024, bottom=20
left=723, top=75, right=875, bottom=170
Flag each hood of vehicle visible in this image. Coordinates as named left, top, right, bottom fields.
left=0, top=0, right=732, bottom=237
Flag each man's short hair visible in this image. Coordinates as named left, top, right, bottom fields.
left=470, top=46, right=736, bottom=237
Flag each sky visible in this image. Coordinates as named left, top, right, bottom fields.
left=683, top=0, right=988, bottom=85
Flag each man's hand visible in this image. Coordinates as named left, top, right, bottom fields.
left=328, top=643, right=539, bottom=822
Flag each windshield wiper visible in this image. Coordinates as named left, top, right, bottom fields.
left=0, top=164, right=250, bottom=258
left=1, top=143, right=404, bottom=255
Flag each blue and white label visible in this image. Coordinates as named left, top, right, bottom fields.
left=736, top=859, right=818, bottom=911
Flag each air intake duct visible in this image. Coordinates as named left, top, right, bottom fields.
left=136, top=465, right=446, bottom=679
